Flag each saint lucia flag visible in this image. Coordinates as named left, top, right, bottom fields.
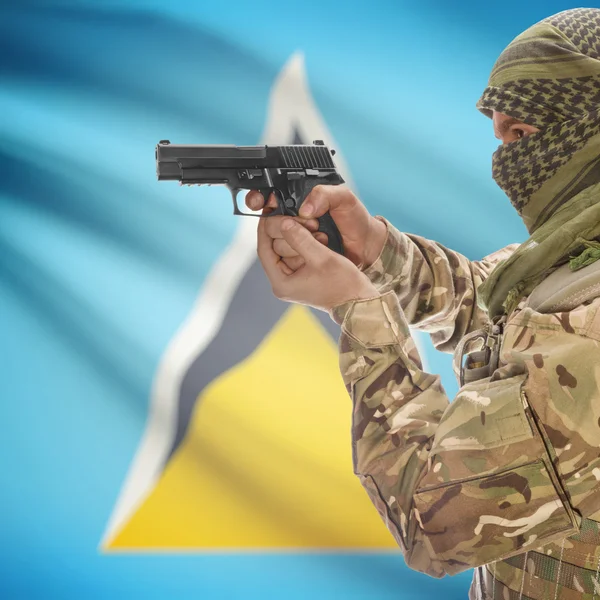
left=102, top=53, right=402, bottom=551
left=0, top=1, right=536, bottom=598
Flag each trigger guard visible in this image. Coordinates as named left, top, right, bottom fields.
left=230, top=187, right=244, bottom=216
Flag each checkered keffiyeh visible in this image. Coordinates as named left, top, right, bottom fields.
left=476, top=9, right=600, bottom=318
left=477, top=8, right=600, bottom=233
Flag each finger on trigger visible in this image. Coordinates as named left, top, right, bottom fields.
left=245, top=190, right=264, bottom=211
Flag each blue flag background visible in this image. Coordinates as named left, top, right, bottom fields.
left=0, top=1, right=588, bottom=598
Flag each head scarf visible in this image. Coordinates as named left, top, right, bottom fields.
left=476, top=8, right=600, bottom=318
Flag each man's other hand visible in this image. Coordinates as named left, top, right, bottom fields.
left=257, top=216, right=379, bottom=313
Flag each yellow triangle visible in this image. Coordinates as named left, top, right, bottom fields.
left=107, top=305, right=397, bottom=549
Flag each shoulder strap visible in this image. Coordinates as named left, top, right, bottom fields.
left=526, top=259, right=600, bottom=313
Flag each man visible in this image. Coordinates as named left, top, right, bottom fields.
left=247, top=8, right=600, bottom=599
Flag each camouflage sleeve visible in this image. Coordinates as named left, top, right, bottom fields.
left=330, top=291, right=584, bottom=578
left=362, top=216, right=520, bottom=353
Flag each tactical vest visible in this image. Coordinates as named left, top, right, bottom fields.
left=454, top=259, right=600, bottom=600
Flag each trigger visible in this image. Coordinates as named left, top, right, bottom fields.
left=261, top=188, right=285, bottom=216
left=260, top=188, right=281, bottom=212
left=259, top=188, right=271, bottom=207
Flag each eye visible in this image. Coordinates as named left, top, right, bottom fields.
left=512, top=128, right=525, bottom=139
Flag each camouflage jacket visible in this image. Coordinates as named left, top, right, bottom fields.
left=329, top=217, right=600, bottom=582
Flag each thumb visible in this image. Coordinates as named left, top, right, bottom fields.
left=280, top=219, right=327, bottom=262
left=299, top=185, right=356, bottom=219
left=299, top=186, right=334, bottom=218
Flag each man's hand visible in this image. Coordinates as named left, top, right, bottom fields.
left=258, top=216, right=379, bottom=313
left=246, top=186, right=387, bottom=271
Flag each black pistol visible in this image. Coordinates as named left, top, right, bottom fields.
left=155, top=139, right=345, bottom=254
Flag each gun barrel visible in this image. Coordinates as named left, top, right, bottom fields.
left=155, top=140, right=337, bottom=181
left=156, top=142, right=271, bottom=181
left=157, top=143, right=268, bottom=162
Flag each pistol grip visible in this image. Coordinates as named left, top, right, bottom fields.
left=316, top=212, right=344, bottom=255
left=275, top=190, right=344, bottom=256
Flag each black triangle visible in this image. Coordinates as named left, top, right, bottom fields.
left=291, top=127, right=305, bottom=145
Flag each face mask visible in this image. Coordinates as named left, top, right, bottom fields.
left=491, top=113, right=600, bottom=232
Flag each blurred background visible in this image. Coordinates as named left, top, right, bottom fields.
left=0, top=1, right=588, bottom=598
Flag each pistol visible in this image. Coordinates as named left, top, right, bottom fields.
left=155, top=139, right=345, bottom=254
